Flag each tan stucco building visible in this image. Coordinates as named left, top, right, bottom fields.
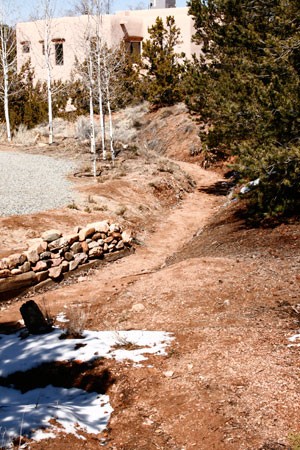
left=16, top=7, right=200, bottom=83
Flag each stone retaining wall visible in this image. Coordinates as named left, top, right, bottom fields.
left=0, top=220, right=133, bottom=297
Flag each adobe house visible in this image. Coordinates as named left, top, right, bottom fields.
left=16, top=5, right=200, bottom=83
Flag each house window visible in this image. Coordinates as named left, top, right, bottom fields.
left=21, top=41, right=30, bottom=53
left=125, top=40, right=142, bottom=57
left=55, top=42, right=64, bottom=65
left=39, top=40, right=45, bottom=55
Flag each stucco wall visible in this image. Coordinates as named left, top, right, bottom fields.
left=16, top=8, right=201, bottom=83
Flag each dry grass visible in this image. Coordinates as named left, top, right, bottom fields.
left=13, top=124, right=37, bottom=145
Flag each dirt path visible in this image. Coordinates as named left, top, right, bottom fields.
left=1, top=160, right=299, bottom=450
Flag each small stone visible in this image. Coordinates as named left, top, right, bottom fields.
left=36, top=270, right=49, bottom=283
left=20, top=261, right=31, bottom=273
left=32, top=261, right=48, bottom=272
left=0, top=269, right=11, bottom=278
left=61, top=261, right=69, bottom=273
left=81, top=241, right=89, bottom=253
left=49, top=258, right=63, bottom=268
left=25, top=248, right=40, bottom=264
left=0, top=258, right=8, bottom=270
left=92, top=232, right=102, bottom=241
left=27, top=239, right=48, bottom=254
left=88, top=241, right=99, bottom=249
left=89, top=246, right=104, bottom=258
left=79, top=227, right=95, bottom=242
left=97, top=239, right=105, bottom=246
left=63, top=252, right=73, bottom=261
left=87, top=220, right=110, bottom=233
left=65, top=233, right=79, bottom=246
left=131, top=303, right=145, bottom=312
left=70, top=242, right=82, bottom=254
left=116, top=241, right=124, bottom=250
left=39, top=251, right=52, bottom=260
left=109, top=223, right=120, bottom=233
left=69, top=259, right=80, bottom=271
left=104, top=236, right=114, bottom=244
left=11, top=268, right=23, bottom=276
left=48, top=237, right=69, bottom=251
left=74, top=253, right=88, bottom=265
left=41, top=229, right=62, bottom=243
left=163, top=371, right=174, bottom=378
left=49, top=266, right=62, bottom=280
left=122, top=230, right=133, bottom=244
left=7, top=253, right=27, bottom=270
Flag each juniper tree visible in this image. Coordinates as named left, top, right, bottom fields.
left=187, top=0, right=300, bottom=220
left=142, top=16, right=185, bottom=108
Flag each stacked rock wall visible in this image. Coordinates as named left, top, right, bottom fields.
left=0, top=220, right=133, bottom=297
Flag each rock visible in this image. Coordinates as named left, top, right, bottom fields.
left=36, top=270, right=49, bottom=283
left=0, top=271, right=37, bottom=294
left=20, top=300, right=52, bottom=335
left=103, top=243, right=108, bottom=252
left=88, top=241, right=99, bottom=249
left=109, top=223, right=120, bottom=233
left=49, top=257, right=63, bottom=268
left=11, top=268, right=22, bottom=275
left=81, top=241, right=89, bottom=253
left=163, top=371, right=174, bottom=378
left=32, top=260, right=48, bottom=272
left=87, top=220, right=110, bottom=233
left=6, top=253, right=27, bottom=270
left=104, top=236, right=114, bottom=244
left=79, top=227, right=95, bottom=242
left=61, top=261, right=70, bottom=273
left=116, top=241, right=124, bottom=250
left=64, top=252, right=74, bottom=261
left=25, top=248, right=40, bottom=264
left=0, top=269, right=11, bottom=278
left=97, top=239, right=105, bottom=246
left=70, top=241, right=82, bottom=254
left=49, top=266, right=63, bottom=280
left=41, top=229, right=62, bottom=243
left=89, top=246, right=104, bottom=258
left=20, top=261, right=31, bottom=273
left=40, top=251, right=52, bottom=260
left=74, top=252, right=88, bottom=265
left=27, top=238, right=48, bottom=254
left=131, top=303, right=145, bottom=312
left=69, top=259, right=80, bottom=271
left=92, top=232, right=102, bottom=241
left=65, top=233, right=79, bottom=245
left=0, top=258, right=8, bottom=270
left=122, top=230, right=133, bottom=243
left=110, top=232, right=122, bottom=240
left=48, top=236, right=69, bottom=251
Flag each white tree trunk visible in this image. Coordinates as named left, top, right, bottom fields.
left=88, top=55, right=97, bottom=177
left=106, top=92, right=114, bottom=163
left=43, top=0, right=54, bottom=145
left=0, top=27, right=11, bottom=142
left=97, top=52, right=106, bottom=160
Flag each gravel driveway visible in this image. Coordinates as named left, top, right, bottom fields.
left=0, top=151, right=75, bottom=216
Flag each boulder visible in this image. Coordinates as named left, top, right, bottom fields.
left=69, top=259, right=80, bottom=271
left=49, top=257, right=63, bottom=268
left=64, top=252, right=74, bottom=261
left=74, top=252, right=88, bottom=265
left=0, top=271, right=37, bottom=293
left=0, top=258, right=8, bottom=270
left=109, top=223, right=120, bottom=233
left=27, top=238, right=48, bottom=254
left=36, top=270, right=49, bottom=283
left=81, top=241, right=89, bottom=253
left=11, top=268, right=23, bottom=276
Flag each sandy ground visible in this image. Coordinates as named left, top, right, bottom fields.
left=0, top=107, right=300, bottom=450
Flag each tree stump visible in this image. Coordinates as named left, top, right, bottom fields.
left=20, top=300, right=52, bottom=335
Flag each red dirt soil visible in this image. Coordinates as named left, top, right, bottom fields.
left=0, top=107, right=299, bottom=450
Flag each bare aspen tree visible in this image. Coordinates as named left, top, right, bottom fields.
left=0, top=2, right=17, bottom=142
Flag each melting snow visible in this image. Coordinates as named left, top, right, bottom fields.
left=0, top=327, right=173, bottom=445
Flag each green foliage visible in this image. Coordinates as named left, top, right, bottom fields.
left=187, top=0, right=300, bottom=220
left=142, top=16, right=185, bottom=108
